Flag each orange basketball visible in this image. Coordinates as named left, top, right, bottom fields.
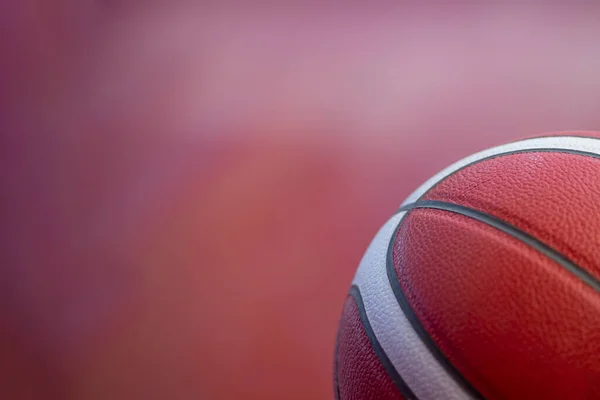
left=334, top=132, right=600, bottom=400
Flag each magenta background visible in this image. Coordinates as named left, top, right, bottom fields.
left=2, top=3, right=600, bottom=399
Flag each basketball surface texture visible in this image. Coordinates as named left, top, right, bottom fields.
left=334, top=132, right=600, bottom=400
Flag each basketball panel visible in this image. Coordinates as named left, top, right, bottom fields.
left=422, top=151, right=600, bottom=280
left=393, top=208, right=600, bottom=400
left=335, top=292, right=407, bottom=400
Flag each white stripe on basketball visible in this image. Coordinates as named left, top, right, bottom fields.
left=402, top=135, right=600, bottom=206
left=354, top=135, right=600, bottom=400
left=353, top=212, right=474, bottom=400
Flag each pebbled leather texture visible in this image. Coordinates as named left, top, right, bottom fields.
left=351, top=214, right=473, bottom=400
left=423, top=151, right=600, bottom=280
left=335, top=293, right=405, bottom=400
left=336, top=133, right=600, bottom=400
left=401, top=135, right=600, bottom=206
left=394, top=209, right=600, bottom=400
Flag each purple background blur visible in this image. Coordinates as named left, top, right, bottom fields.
left=2, top=3, right=600, bottom=399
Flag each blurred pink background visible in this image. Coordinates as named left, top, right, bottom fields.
left=2, top=3, right=600, bottom=399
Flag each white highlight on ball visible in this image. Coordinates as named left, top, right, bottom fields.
left=353, top=213, right=474, bottom=400
left=402, top=135, right=600, bottom=206
left=354, top=135, right=600, bottom=399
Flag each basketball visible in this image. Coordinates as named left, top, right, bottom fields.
left=334, top=132, right=600, bottom=400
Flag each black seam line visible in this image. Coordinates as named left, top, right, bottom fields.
left=398, top=201, right=600, bottom=293
left=414, top=148, right=600, bottom=203
left=382, top=147, right=600, bottom=400
left=349, top=285, right=418, bottom=400
left=385, top=214, right=488, bottom=400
